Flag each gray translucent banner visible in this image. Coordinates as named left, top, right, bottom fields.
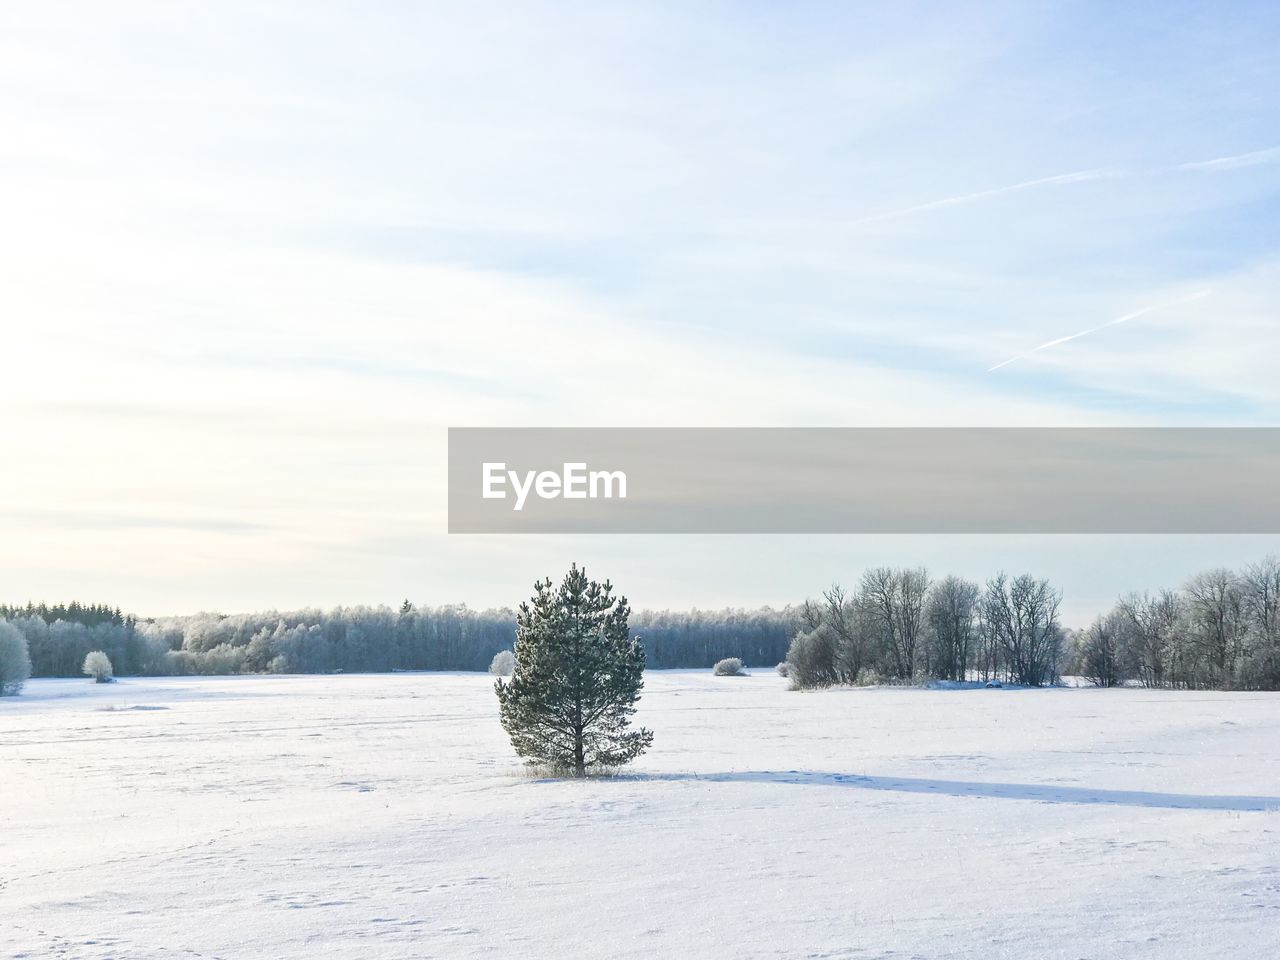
left=447, top=428, right=1280, bottom=533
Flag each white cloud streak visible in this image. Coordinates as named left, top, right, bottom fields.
left=988, top=289, right=1212, bottom=372
left=849, top=169, right=1121, bottom=225
left=1177, top=145, right=1280, bottom=172
left=853, top=145, right=1280, bottom=226
left=1, top=4, right=1277, bottom=614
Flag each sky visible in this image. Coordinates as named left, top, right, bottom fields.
left=1, top=2, right=1279, bottom=625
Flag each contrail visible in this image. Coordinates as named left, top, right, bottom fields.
left=850, top=144, right=1280, bottom=227
left=850, top=168, right=1119, bottom=225
left=1177, top=145, right=1280, bottom=172
left=987, top=289, right=1212, bottom=372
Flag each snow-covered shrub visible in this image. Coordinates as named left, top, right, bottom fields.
left=775, top=662, right=790, bottom=677
left=201, top=644, right=246, bottom=675
left=489, top=649, right=515, bottom=676
left=0, top=621, right=32, bottom=696
left=713, top=657, right=745, bottom=676
left=83, top=650, right=114, bottom=683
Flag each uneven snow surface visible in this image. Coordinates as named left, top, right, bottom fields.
left=3, top=672, right=1279, bottom=959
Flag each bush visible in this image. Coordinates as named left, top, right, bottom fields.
left=713, top=657, right=745, bottom=676
left=83, top=650, right=114, bottom=683
left=489, top=649, right=515, bottom=676
left=0, top=621, right=32, bottom=696
left=786, top=625, right=840, bottom=688
left=775, top=661, right=790, bottom=677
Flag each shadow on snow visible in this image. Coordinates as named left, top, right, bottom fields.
left=590, top=770, right=1280, bottom=812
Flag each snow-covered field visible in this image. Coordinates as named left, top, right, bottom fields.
left=4, top=671, right=1279, bottom=959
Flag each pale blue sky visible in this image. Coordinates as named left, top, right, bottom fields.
left=1, top=2, right=1278, bottom=623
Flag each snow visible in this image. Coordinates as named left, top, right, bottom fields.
left=3, top=671, right=1279, bottom=959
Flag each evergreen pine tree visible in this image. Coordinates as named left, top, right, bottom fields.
left=496, top=564, right=653, bottom=776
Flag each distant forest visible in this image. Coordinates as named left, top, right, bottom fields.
left=0, top=601, right=798, bottom=678
left=3, top=554, right=1278, bottom=691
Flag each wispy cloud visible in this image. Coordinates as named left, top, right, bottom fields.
left=852, top=144, right=1280, bottom=226
left=0, top=508, right=274, bottom=534
left=1, top=3, right=1277, bottom=614
left=1177, top=145, right=1280, bottom=172
left=988, top=289, right=1212, bottom=372
left=849, top=169, right=1121, bottom=225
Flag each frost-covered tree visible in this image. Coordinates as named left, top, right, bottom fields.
left=1117, top=591, right=1184, bottom=687
left=1077, top=611, right=1130, bottom=687
left=980, top=573, right=1063, bottom=686
left=791, top=584, right=869, bottom=686
left=489, top=649, right=515, bottom=676
left=925, top=576, right=979, bottom=681
left=0, top=621, right=32, bottom=696
left=495, top=565, right=652, bottom=776
left=860, top=567, right=930, bottom=680
left=10, top=600, right=801, bottom=677
left=83, top=650, right=114, bottom=683
left=786, top=623, right=842, bottom=688
left=629, top=606, right=797, bottom=667
left=713, top=657, right=745, bottom=676
left=1183, top=568, right=1246, bottom=686
left=1241, top=556, right=1280, bottom=688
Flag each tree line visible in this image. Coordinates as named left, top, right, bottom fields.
left=1069, top=557, right=1280, bottom=690
left=0, top=600, right=798, bottom=679
left=787, top=557, right=1280, bottom=691
left=0, top=602, right=125, bottom=628
left=787, top=568, right=1065, bottom=688
left=3, top=556, right=1278, bottom=691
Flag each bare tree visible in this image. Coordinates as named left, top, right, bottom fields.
left=805, top=584, right=874, bottom=684
left=1240, top=556, right=1280, bottom=688
left=980, top=573, right=1063, bottom=686
left=1077, top=611, right=1130, bottom=687
left=1117, top=591, right=1184, bottom=688
left=924, top=576, right=979, bottom=681
left=791, top=585, right=869, bottom=686
left=1183, top=569, right=1246, bottom=686
left=860, top=567, right=930, bottom=681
